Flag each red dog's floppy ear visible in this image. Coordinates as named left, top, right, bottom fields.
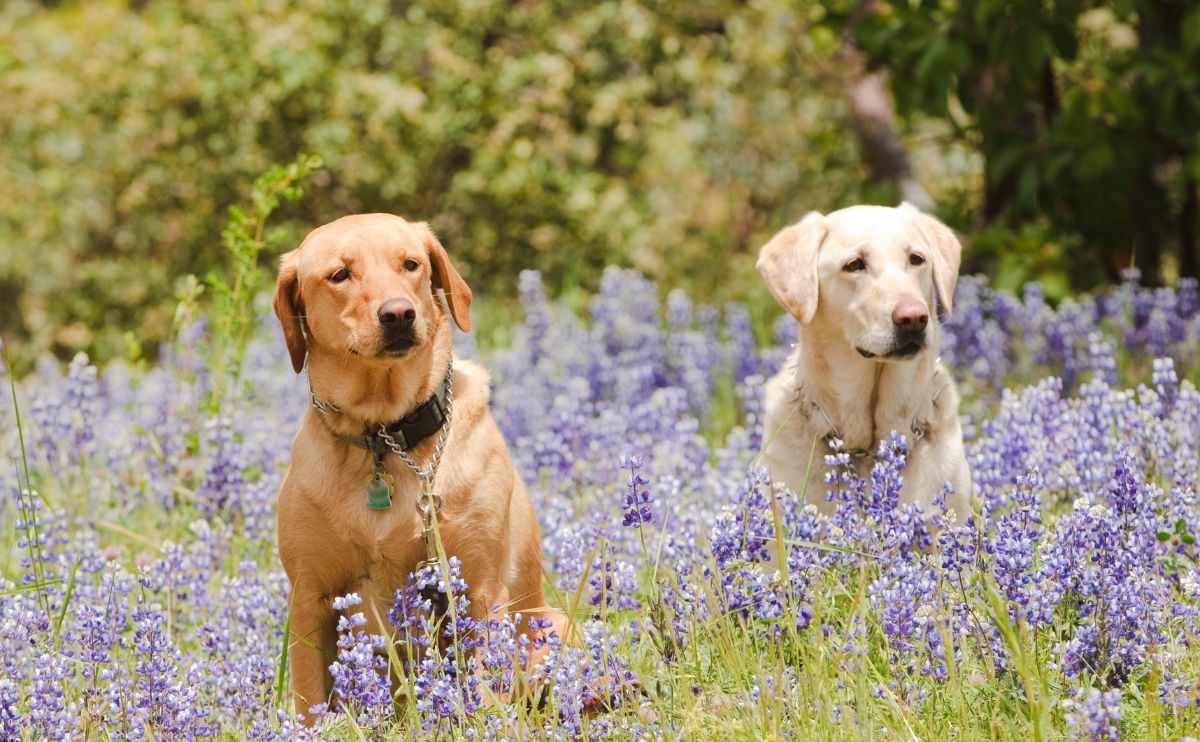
left=273, top=250, right=308, bottom=373
left=418, top=223, right=473, bottom=333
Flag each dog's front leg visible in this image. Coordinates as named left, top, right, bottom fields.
left=289, top=587, right=338, bottom=724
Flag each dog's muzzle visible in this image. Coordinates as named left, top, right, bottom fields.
left=884, top=330, right=926, bottom=359
left=378, top=298, right=420, bottom=355
left=856, top=330, right=927, bottom=360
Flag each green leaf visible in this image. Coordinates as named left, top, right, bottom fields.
left=913, top=38, right=948, bottom=87
left=1048, top=17, right=1078, bottom=60
left=1016, top=165, right=1040, bottom=209
left=1183, top=7, right=1200, bottom=52
left=991, top=144, right=1029, bottom=183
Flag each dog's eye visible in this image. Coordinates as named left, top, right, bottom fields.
left=403, top=259, right=419, bottom=272
left=909, top=254, right=926, bottom=267
left=843, top=258, right=866, bottom=273
left=328, top=268, right=351, bottom=283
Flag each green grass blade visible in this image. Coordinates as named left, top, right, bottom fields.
left=0, top=578, right=63, bottom=597
left=275, top=584, right=297, bottom=709
left=7, top=359, right=52, bottom=617
left=53, top=558, right=80, bottom=642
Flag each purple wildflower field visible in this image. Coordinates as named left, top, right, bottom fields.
left=3, top=268, right=1200, bottom=739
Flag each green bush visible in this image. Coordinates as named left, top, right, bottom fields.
left=821, top=1, right=1200, bottom=286
left=0, top=0, right=860, bottom=373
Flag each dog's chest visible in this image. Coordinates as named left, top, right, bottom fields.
left=327, top=465, right=427, bottom=562
left=338, top=508, right=428, bottom=597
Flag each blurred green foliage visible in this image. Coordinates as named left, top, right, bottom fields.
left=205, top=154, right=321, bottom=409
left=822, top=0, right=1200, bottom=290
left=0, top=0, right=865, bottom=373
left=7, top=0, right=1197, bottom=375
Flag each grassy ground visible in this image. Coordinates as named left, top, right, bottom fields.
left=2, top=169, right=1198, bottom=739
left=4, top=265, right=1200, bottom=740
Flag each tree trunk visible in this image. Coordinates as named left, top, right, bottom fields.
left=1181, top=175, right=1198, bottom=280
left=1128, top=169, right=1166, bottom=285
left=840, top=6, right=932, bottom=211
left=1127, top=0, right=1187, bottom=285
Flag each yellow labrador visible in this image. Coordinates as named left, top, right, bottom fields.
left=273, top=213, right=567, bottom=721
left=757, top=203, right=972, bottom=521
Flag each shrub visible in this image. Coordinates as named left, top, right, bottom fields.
left=0, top=0, right=856, bottom=372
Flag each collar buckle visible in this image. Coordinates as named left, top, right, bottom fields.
left=377, top=426, right=407, bottom=452
left=310, top=367, right=452, bottom=454
left=427, top=393, right=448, bottom=429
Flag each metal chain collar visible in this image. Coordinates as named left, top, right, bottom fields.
left=307, top=361, right=454, bottom=571
left=801, top=359, right=950, bottom=460
left=376, top=361, right=454, bottom=570
left=309, top=386, right=341, bottom=415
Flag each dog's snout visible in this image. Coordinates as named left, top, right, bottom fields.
left=892, top=299, right=929, bottom=333
left=378, top=298, right=416, bottom=327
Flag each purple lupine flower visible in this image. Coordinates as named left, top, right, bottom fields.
left=518, top=269, right=552, bottom=368
left=588, top=554, right=642, bottom=613
left=989, top=470, right=1043, bottom=620
left=128, top=600, right=213, bottom=738
left=26, top=353, right=102, bottom=471
left=73, top=601, right=118, bottom=724
left=6, top=260, right=1200, bottom=738
left=941, top=276, right=1012, bottom=392
left=388, top=558, right=485, bottom=734
left=665, top=289, right=721, bottom=416
left=27, top=649, right=76, bottom=738
left=195, top=416, right=245, bottom=516
left=708, top=469, right=776, bottom=570
left=1086, top=333, right=1118, bottom=386
left=0, top=677, right=20, bottom=739
left=1036, top=491, right=1168, bottom=684
left=724, top=302, right=759, bottom=384
left=864, top=432, right=907, bottom=527
left=739, top=375, right=766, bottom=454
left=538, top=619, right=642, bottom=735
left=869, top=560, right=946, bottom=682
left=1106, top=452, right=1143, bottom=517
left=327, top=593, right=391, bottom=729
left=131, top=602, right=178, bottom=720
left=1151, top=357, right=1178, bottom=412
left=1063, top=686, right=1121, bottom=741
left=64, top=353, right=101, bottom=456
left=620, top=456, right=654, bottom=528
left=475, top=610, right=531, bottom=700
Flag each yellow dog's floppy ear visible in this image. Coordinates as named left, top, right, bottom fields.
left=756, top=212, right=827, bottom=325
left=418, top=223, right=473, bottom=333
left=273, top=250, right=307, bottom=373
left=900, top=202, right=962, bottom=313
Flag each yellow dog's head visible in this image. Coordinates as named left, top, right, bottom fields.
left=757, top=203, right=962, bottom=361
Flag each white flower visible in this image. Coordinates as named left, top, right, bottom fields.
left=1182, top=572, right=1200, bottom=600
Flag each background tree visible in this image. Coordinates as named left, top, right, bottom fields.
left=5, top=0, right=1199, bottom=374
left=0, top=0, right=856, bottom=373
left=822, top=0, right=1200, bottom=285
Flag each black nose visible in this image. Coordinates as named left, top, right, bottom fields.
left=378, top=299, right=416, bottom=328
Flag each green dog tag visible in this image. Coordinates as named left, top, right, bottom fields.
left=367, top=473, right=394, bottom=510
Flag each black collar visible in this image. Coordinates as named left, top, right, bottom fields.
left=311, top=374, right=451, bottom=455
